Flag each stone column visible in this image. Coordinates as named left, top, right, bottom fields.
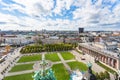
left=102, top=56, right=104, bottom=62
left=104, top=56, right=107, bottom=63
left=105, top=57, right=108, bottom=64
left=114, top=59, right=117, bottom=69
left=99, top=55, right=102, bottom=61
left=111, top=59, right=114, bottom=68
left=103, top=56, right=105, bottom=63
left=108, top=57, right=110, bottom=66
left=117, top=59, right=120, bottom=70
left=98, top=55, right=101, bottom=61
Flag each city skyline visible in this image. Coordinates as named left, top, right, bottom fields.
left=0, top=0, right=120, bottom=31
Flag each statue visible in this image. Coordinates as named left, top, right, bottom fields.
left=32, top=55, right=56, bottom=80
left=86, top=62, right=97, bottom=80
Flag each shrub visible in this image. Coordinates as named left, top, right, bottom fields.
left=96, top=61, right=116, bottom=74
left=96, top=71, right=110, bottom=80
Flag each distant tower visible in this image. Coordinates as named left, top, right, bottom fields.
left=78, top=28, right=84, bottom=33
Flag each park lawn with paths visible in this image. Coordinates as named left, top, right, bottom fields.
left=9, top=63, right=34, bottom=72
left=4, top=73, right=33, bottom=80
left=60, top=51, right=75, bottom=60
left=17, top=54, right=41, bottom=63
left=67, top=61, right=88, bottom=71
left=52, top=64, right=70, bottom=80
left=45, top=53, right=60, bottom=62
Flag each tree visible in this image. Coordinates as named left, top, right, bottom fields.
left=20, top=43, right=74, bottom=53
left=114, top=72, right=118, bottom=80
left=96, top=72, right=101, bottom=80
left=104, top=71, right=110, bottom=80
left=99, top=72, right=105, bottom=80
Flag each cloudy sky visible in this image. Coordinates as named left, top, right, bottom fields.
left=0, top=0, right=120, bottom=31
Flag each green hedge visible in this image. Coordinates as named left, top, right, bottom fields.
left=75, top=49, right=82, bottom=54
left=96, top=62, right=116, bottom=74
left=95, top=71, right=110, bottom=80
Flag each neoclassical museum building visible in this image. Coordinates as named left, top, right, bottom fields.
left=78, top=43, right=120, bottom=71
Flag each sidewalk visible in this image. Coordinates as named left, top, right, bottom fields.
left=6, top=70, right=34, bottom=77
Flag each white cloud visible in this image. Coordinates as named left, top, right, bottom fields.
left=0, top=0, right=120, bottom=31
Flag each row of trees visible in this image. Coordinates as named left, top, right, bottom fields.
left=95, top=71, right=110, bottom=80
left=20, top=43, right=76, bottom=54
left=20, top=45, right=43, bottom=53
left=44, top=44, right=73, bottom=51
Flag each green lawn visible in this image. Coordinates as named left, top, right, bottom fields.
left=5, top=64, right=69, bottom=80
left=9, top=63, right=34, bottom=72
left=67, top=61, right=88, bottom=71
left=45, top=53, right=60, bottom=62
left=4, top=73, right=33, bottom=80
left=60, top=52, right=75, bottom=60
left=96, top=62, right=116, bottom=74
left=17, top=54, right=41, bottom=63
left=52, top=64, right=70, bottom=80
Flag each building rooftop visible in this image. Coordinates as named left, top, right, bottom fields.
left=79, top=43, right=119, bottom=59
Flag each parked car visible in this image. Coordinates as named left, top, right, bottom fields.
left=81, top=56, right=85, bottom=60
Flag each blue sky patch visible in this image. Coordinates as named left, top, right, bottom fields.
left=48, top=5, right=78, bottom=20
left=2, top=0, right=25, bottom=8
